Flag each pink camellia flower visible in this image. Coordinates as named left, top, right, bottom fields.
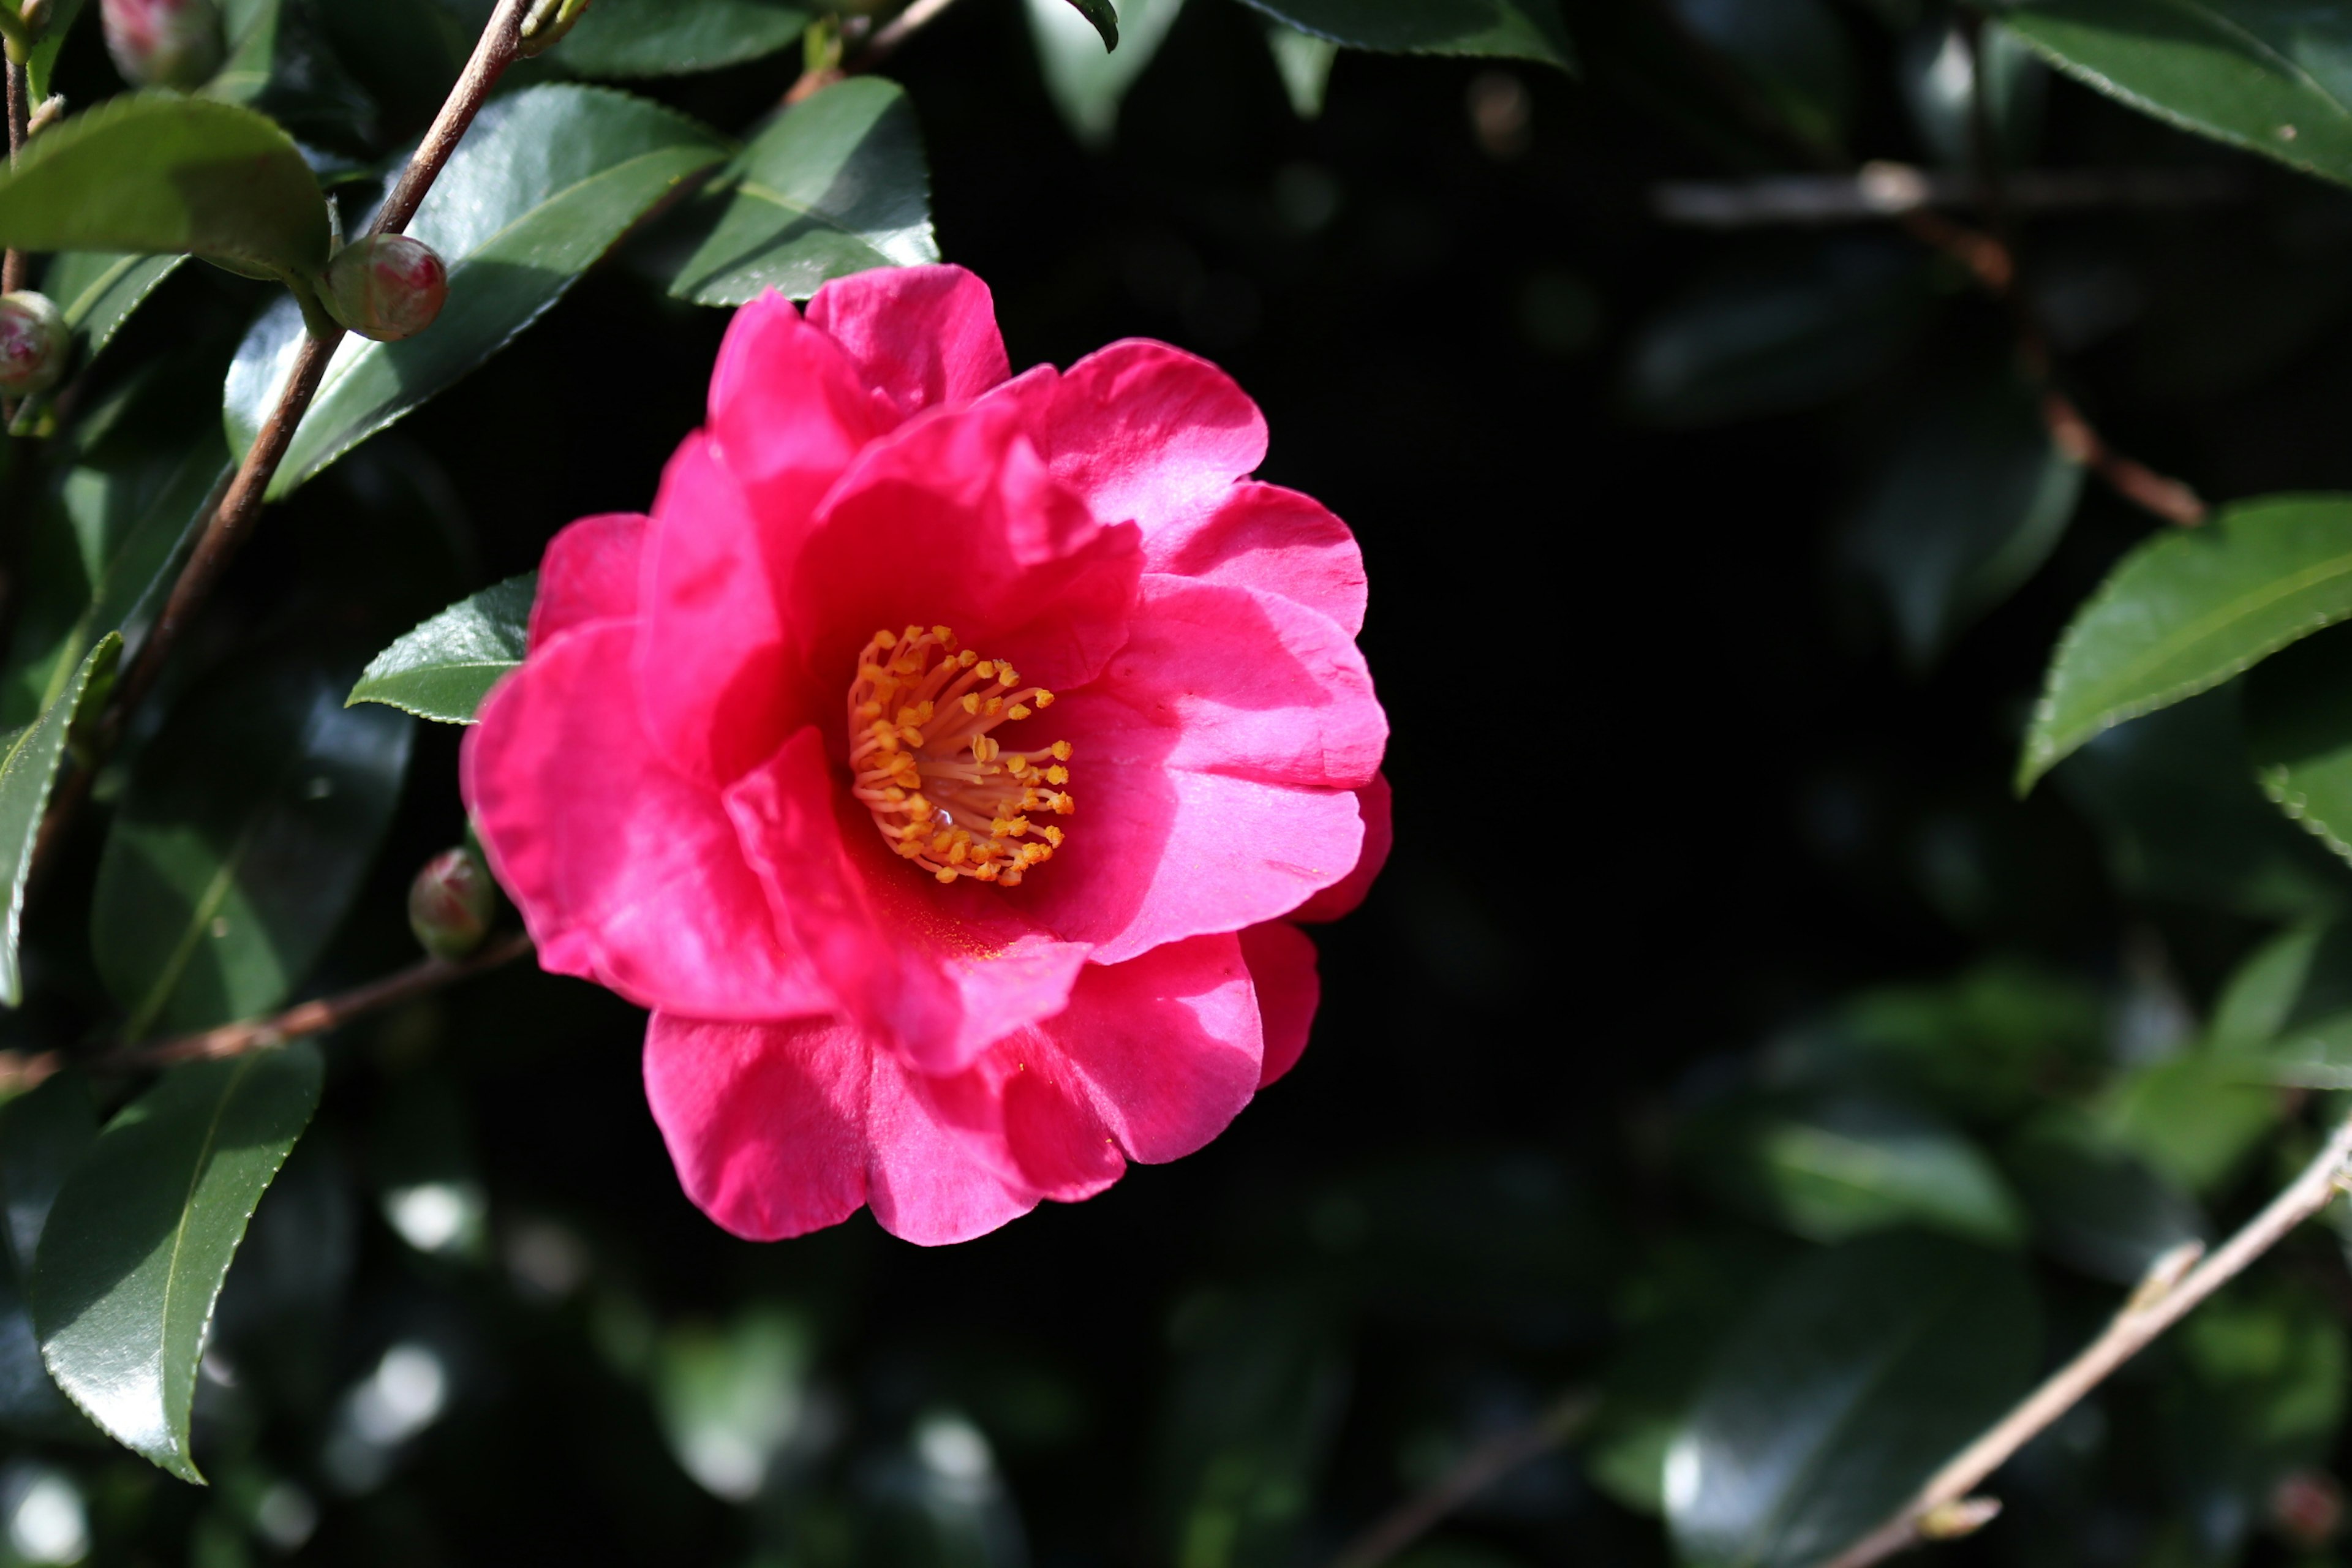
left=462, top=264, right=1389, bottom=1245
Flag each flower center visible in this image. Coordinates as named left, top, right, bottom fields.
left=847, top=626, right=1072, bottom=887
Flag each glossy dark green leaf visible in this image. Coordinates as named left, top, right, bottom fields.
left=2247, top=624, right=2352, bottom=863
left=1153, top=1290, right=1348, bottom=1568
left=1234, top=0, right=1570, bottom=67
left=206, top=0, right=375, bottom=146
left=0, top=636, right=119, bottom=1008
left=1988, top=1, right=2352, bottom=189
left=38, top=251, right=186, bottom=384
left=32, top=1045, right=322, bottom=1481
left=1694, top=1091, right=2028, bottom=1247
left=92, top=646, right=413, bottom=1036
left=226, top=84, right=726, bottom=496
left=347, top=573, right=533, bottom=724
left=1028, top=0, right=1182, bottom=145
left=1847, top=368, right=2083, bottom=667
left=2021, top=496, right=2352, bottom=791
left=0, top=94, right=329, bottom=276
left=664, top=78, right=938, bottom=306
left=2003, top=1117, right=2204, bottom=1284
left=1665, top=1232, right=2040, bottom=1568
left=1623, top=240, right=1934, bottom=426
left=552, top=0, right=812, bottom=77
left=1063, top=0, right=1120, bottom=50
left=2057, top=685, right=2343, bottom=921
left=1665, top=0, right=1853, bottom=148
left=2, top=356, right=235, bottom=730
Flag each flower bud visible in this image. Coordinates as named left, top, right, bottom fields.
left=2273, top=1471, right=2344, bottom=1550
left=100, top=0, right=223, bottom=89
left=320, top=235, right=449, bottom=342
left=0, top=292, right=67, bottom=398
left=516, top=0, right=590, bottom=57
left=409, top=848, right=494, bottom=960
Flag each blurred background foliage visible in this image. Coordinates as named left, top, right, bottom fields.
left=16, top=0, right=2352, bottom=1566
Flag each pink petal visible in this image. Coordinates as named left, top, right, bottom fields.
left=707, top=291, right=892, bottom=520
left=1291, top=773, right=1392, bottom=924
left=806, top=265, right=1011, bottom=422
left=1238, top=921, right=1320, bottom=1086
left=528, top=513, right=646, bottom=652
left=462, top=621, right=829, bottom=1020
left=1017, top=341, right=1268, bottom=535
left=723, top=726, right=1090, bottom=1076
left=783, top=398, right=1142, bottom=696
left=635, top=433, right=806, bottom=786
left=1147, top=481, right=1367, bottom=638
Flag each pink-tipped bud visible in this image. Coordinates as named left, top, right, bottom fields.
left=409, top=848, right=494, bottom=960
left=0, top=292, right=68, bottom=398
left=100, top=0, right=223, bottom=89
left=2274, top=1472, right=2345, bottom=1550
left=320, top=235, right=450, bottom=342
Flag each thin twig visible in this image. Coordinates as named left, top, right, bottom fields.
left=1650, top=165, right=2245, bottom=228
left=1815, top=1112, right=2352, bottom=1568
left=2, top=56, right=25, bottom=299
left=26, top=0, right=532, bottom=884
left=1327, top=1390, right=1595, bottom=1568
left=0, top=932, right=534, bottom=1092
left=854, top=0, right=962, bottom=69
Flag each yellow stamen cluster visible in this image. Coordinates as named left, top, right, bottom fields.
left=848, top=625, right=1073, bottom=887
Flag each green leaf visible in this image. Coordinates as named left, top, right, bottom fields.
left=663, top=78, right=939, bottom=307
left=2021, top=496, right=2352, bottom=791
left=1623, top=239, right=1935, bottom=427
left=2248, top=624, right=2352, bottom=863
left=206, top=0, right=376, bottom=146
left=653, top=1307, right=816, bottom=1499
left=1846, top=368, right=2083, bottom=667
left=347, top=573, right=534, bottom=724
left=2094, top=1055, right=2279, bottom=1195
left=1665, top=1232, right=2040, bottom=1568
left=26, top=0, right=88, bottom=103
left=2002, top=1116, right=2204, bottom=1284
left=31, top=1046, right=322, bottom=1481
left=1692, top=1091, right=2029, bottom=1247
left=1265, top=22, right=1339, bottom=118
left=1234, top=0, right=1571, bottom=67
left=0, top=94, right=329, bottom=277
left=2207, top=919, right=2342, bottom=1054
left=0, top=635, right=119, bottom=1008
left=225, top=84, right=726, bottom=496
left=1665, top=0, right=1853, bottom=148
left=1989, top=1, right=2352, bottom=190
left=1027, top=0, right=1182, bottom=146
left=552, top=0, right=812, bottom=77
left=92, top=645, right=413, bottom=1037
left=39, top=252, right=186, bottom=381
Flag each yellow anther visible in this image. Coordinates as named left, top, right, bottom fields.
left=875, top=630, right=898, bottom=650
left=962, top=694, right=981, bottom=715
left=1045, top=766, right=1068, bottom=785
left=975, top=661, right=997, bottom=679
left=1035, top=690, right=1055, bottom=708
left=1050, top=741, right=1072, bottom=761
left=1008, top=704, right=1032, bottom=722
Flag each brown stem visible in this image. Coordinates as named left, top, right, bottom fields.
left=1327, top=1390, right=1594, bottom=1568
left=370, top=0, right=531, bottom=240
left=0, top=932, right=533, bottom=1091
left=2, top=56, right=25, bottom=299
left=1815, top=1112, right=2352, bottom=1568
left=853, top=0, right=962, bottom=70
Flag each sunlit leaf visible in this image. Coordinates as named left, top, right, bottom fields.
left=348, top=573, right=533, bottom=724
left=1027, top=0, right=1183, bottom=146
left=2247, top=624, right=2352, bottom=864
left=0, top=636, right=119, bottom=1008
left=554, top=0, right=812, bottom=76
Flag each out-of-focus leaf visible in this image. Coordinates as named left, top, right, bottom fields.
left=1153, top=1289, right=1348, bottom=1568
left=1819, top=959, right=2108, bottom=1120
left=2163, top=1279, right=2348, bottom=1560
left=1901, top=16, right=2045, bottom=167
left=91, top=644, right=413, bottom=1036
left=664, top=78, right=938, bottom=306
left=1665, top=1232, right=2040, bottom=1568
left=2248, top=624, right=2352, bottom=864
left=1266, top=22, right=1338, bottom=117
left=209, top=1136, right=355, bottom=1414
left=1988, top=1, right=2352, bottom=190
left=0, top=1077, right=96, bottom=1440
left=347, top=574, right=533, bottom=724
left=1691, top=1091, right=2028, bottom=1247
left=1664, top=0, right=1852, bottom=148
left=369, top=1075, right=488, bottom=1262
left=2019, top=495, right=2352, bottom=791
left=1846, top=367, right=2083, bottom=666
left=2002, top=1115, right=2205, bottom=1284
left=32, top=1045, right=321, bottom=1482
left=1623, top=240, right=1934, bottom=426
left=1027, top=0, right=1183, bottom=146
left=1234, top=0, right=1572, bottom=67
left=0, top=94, right=329, bottom=276
left=2208, top=920, right=2343, bottom=1054
left=2095, top=1055, right=2278, bottom=1196
left=2, top=360, right=232, bottom=729
left=0, top=636, right=119, bottom=1008
left=12, top=252, right=187, bottom=436
left=206, top=0, right=376, bottom=146
left=226, top=85, right=726, bottom=496
left=2056, top=685, right=2343, bottom=921
left=654, top=1308, right=815, bottom=1501
left=553, top=0, right=811, bottom=77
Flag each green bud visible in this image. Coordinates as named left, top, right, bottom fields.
left=0, top=292, right=67, bottom=398
left=409, top=848, right=495, bottom=960
left=516, top=0, right=590, bottom=56
left=320, top=234, right=450, bottom=342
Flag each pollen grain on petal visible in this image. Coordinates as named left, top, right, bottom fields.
left=848, top=626, right=1070, bottom=887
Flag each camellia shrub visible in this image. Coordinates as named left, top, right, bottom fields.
left=8, top=0, right=2352, bottom=1566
